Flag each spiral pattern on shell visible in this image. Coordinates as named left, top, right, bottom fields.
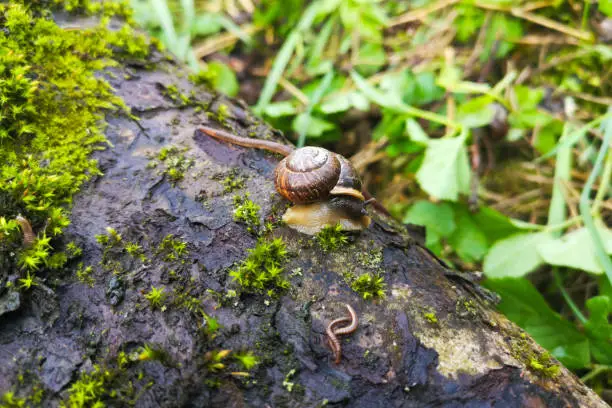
left=274, top=147, right=341, bottom=204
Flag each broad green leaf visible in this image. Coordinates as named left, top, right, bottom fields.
left=485, top=278, right=591, bottom=369
left=483, top=231, right=555, bottom=278
left=405, top=118, right=429, bottom=143
left=599, top=0, right=612, bottom=17
left=403, top=201, right=456, bottom=238
left=263, top=102, right=298, bottom=118
left=356, top=43, right=386, bottom=76
left=472, top=206, right=520, bottom=242
left=514, top=85, right=544, bottom=110
left=416, top=135, right=471, bottom=201
left=482, top=14, right=522, bottom=60
left=456, top=96, right=495, bottom=128
left=508, top=110, right=554, bottom=129
left=320, top=92, right=369, bottom=114
left=538, top=224, right=612, bottom=274
left=292, top=114, right=335, bottom=138
left=206, top=61, right=239, bottom=97
left=533, top=120, right=563, bottom=155
left=584, top=296, right=612, bottom=364
left=190, top=14, right=223, bottom=36
left=448, top=206, right=489, bottom=262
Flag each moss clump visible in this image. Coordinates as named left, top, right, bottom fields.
left=229, top=238, right=289, bottom=296
left=350, top=272, right=386, bottom=300
left=0, top=1, right=153, bottom=276
left=424, top=311, right=438, bottom=324
left=156, top=234, right=188, bottom=262
left=316, top=224, right=349, bottom=252
left=219, top=170, right=246, bottom=193
left=511, top=335, right=560, bottom=379
left=153, top=146, right=194, bottom=185
left=144, top=285, right=167, bottom=310
left=232, top=194, right=260, bottom=234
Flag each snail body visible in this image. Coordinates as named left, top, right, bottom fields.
left=198, top=126, right=371, bottom=234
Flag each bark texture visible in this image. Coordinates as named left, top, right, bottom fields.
left=0, top=39, right=607, bottom=408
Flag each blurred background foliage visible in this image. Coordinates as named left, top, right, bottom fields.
left=129, top=0, right=611, bottom=399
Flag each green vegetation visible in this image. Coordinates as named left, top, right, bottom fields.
left=350, top=272, right=386, bottom=301
left=0, top=0, right=153, bottom=286
left=153, top=146, right=195, bottom=185
left=229, top=238, right=289, bottom=296
left=156, top=234, right=188, bottom=262
left=316, top=223, right=349, bottom=252
left=219, top=169, right=246, bottom=193
left=129, top=0, right=612, bottom=393
left=232, top=194, right=261, bottom=234
left=512, top=335, right=561, bottom=379
left=144, top=285, right=167, bottom=309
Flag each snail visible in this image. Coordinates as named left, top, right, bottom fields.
left=197, top=126, right=372, bottom=235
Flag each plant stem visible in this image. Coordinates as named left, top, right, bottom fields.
left=580, top=365, right=612, bottom=383
left=553, top=268, right=587, bottom=324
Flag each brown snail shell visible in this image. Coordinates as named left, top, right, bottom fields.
left=274, top=147, right=341, bottom=204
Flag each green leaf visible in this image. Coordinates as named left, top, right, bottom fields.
left=403, top=201, right=456, bottom=236
left=320, top=91, right=369, bottom=114
left=416, top=134, right=471, bottom=201
left=584, top=296, right=612, bottom=364
left=484, top=278, right=590, bottom=369
left=292, top=114, right=335, bottom=138
left=190, top=14, right=223, bottom=36
left=599, top=0, right=612, bottom=17
left=482, top=14, right=523, bottom=60
left=483, top=231, right=555, bottom=278
left=471, top=206, right=520, bottom=242
left=205, top=61, right=239, bottom=97
left=514, top=86, right=544, bottom=110
left=538, top=223, right=612, bottom=274
left=263, top=101, right=298, bottom=118
left=356, top=43, right=386, bottom=75
left=456, top=96, right=495, bottom=128
left=533, top=120, right=563, bottom=155
left=405, top=118, right=429, bottom=143
left=448, top=205, right=489, bottom=262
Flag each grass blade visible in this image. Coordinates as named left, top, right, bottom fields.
left=296, top=70, right=335, bottom=148
left=151, top=0, right=178, bottom=49
left=254, top=1, right=323, bottom=113
left=579, top=113, right=612, bottom=284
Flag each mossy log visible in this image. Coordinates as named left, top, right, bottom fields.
left=0, top=20, right=608, bottom=408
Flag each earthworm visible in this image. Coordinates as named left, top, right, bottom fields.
left=326, top=304, right=359, bottom=364
left=326, top=316, right=351, bottom=364
left=15, top=215, right=35, bottom=247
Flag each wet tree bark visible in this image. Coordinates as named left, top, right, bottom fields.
left=0, top=26, right=607, bottom=408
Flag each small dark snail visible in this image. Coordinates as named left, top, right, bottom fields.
left=198, top=126, right=372, bottom=234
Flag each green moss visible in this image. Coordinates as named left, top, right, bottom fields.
left=511, top=336, right=560, bottom=379
left=219, top=169, right=246, bottom=193
left=229, top=238, right=289, bottom=295
left=349, top=272, right=386, bottom=300
left=144, top=285, right=167, bottom=310
left=316, top=224, right=349, bottom=252
left=156, top=234, right=188, bottom=262
left=356, top=247, right=383, bottom=270
left=0, top=1, right=153, bottom=276
left=163, top=84, right=190, bottom=105
left=424, top=311, right=438, bottom=324
left=232, top=194, right=261, bottom=234
left=1, top=391, right=27, bottom=408
left=216, top=104, right=230, bottom=122
left=154, top=146, right=194, bottom=185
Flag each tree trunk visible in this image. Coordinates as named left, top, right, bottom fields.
left=0, top=22, right=607, bottom=408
